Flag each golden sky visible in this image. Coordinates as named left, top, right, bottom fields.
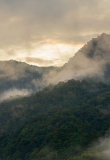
left=0, top=0, right=110, bottom=66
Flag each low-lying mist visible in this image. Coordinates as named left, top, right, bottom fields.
left=0, top=88, right=32, bottom=101
left=89, top=133, right=110, bottom=160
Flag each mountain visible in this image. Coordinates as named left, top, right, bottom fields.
left=0, top=60, right=56, bottom=100
left=0, top=79, right=110, bottom=160
left=0, top=34, right=110, bottom=159
left=48, top=33, right=110, bottom=84
left=1, top=33, right=110, bottom=100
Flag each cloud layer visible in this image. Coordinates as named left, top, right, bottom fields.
left=0, top=0, right=110, bottom=65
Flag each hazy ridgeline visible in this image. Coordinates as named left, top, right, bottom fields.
left=1, top=33, right=110, bottom=100
left=45, top=33, right=110, bottom=84
left=0, top=60, right=56, bottom=100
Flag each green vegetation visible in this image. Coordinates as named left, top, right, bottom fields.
left=0, top=80, right=110, bottom=160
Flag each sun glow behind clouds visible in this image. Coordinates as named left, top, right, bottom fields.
left=0, top=42, right=83, bottom=66
left=20, top=43, right=83, bottom=66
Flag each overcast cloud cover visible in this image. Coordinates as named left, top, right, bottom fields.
left=0, top=0, right=110, bottom=66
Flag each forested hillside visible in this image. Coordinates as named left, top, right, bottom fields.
left=0, top=79, right=110, bottom=160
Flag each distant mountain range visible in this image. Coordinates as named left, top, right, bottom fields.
left=0, top=60, right=56, bottom=100
left=1, top=33, right=110, bottom=100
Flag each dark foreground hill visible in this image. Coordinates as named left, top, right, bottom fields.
left=0, top=79, right=110, bottom=160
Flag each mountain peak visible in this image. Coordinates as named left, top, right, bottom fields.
left=80, top=33, right=110, bottom=59
left=98, top=32, right=109, bottom=38
left=97, top=33, right=110, bottom=41
left=99, top=32, right=108, bottom=36
left=60, top=33, right=110, bottom=83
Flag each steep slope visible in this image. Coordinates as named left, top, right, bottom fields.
left=47, top=33, right=110, bottom=84
left=65, top=33, right=110, bottom=81
left=0, top=79, right=110, bottom=160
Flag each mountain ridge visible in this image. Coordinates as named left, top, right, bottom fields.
left=56, top=33, right=110, bottom=83
left=1, top=33, right=110, bottom=99
left=0, top=60, right=56, bottom=100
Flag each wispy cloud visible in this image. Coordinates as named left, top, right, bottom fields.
left=0, top=88, right=32, bottom=101
left=25, top=57, right=58, bottom=66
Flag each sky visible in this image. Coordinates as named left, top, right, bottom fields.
left=0, top=0, right=110, bottom=66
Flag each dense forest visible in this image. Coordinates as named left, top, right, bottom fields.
left=0, top=79, right=110, bottom=160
